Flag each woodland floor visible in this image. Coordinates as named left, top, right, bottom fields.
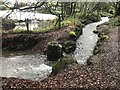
left=1, top=24, right=120, bottom=90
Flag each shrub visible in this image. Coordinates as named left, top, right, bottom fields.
left=2, top=19, right=16, bottom=30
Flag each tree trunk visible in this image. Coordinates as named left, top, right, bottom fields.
left=25, top=18, right=29, bottom=33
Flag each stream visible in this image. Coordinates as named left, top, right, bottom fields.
left=1, top=17, right=109, bottom=81
left=74, top=17, right=109, bottom=64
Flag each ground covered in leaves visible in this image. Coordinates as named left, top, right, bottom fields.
left=1, top=23, right=120, bottom=89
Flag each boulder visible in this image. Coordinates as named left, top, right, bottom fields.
left=63, top=40, right=76, bottom=54
left=47, top=41, right=63, bottom=61
left=52, top=55, right=77, bottom=75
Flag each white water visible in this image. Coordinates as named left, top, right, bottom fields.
left=74, top=17, right=109, bottom=64
left=1, top=54, right=52, bottom=81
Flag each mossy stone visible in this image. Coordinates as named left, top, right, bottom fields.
left=52, top=55, right=77, bottom=75
left=47, top=41, right=63, bottom=61
left=63, top=40, right=76, bottom=54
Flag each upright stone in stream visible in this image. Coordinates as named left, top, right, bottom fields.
left=47, top=41, right=63, bottom=61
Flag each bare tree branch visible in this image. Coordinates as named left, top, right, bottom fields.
left=19, top=2, right=46, bottom=10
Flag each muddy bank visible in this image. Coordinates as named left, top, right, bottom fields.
left=2, top=34, right=39, bottom=51
left=2, top=26, right=79, bottom=54
left=2, top=24, right=120, bottom=89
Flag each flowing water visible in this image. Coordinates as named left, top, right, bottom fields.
left=74, top=17, right=109, bottom=64
left=1, top=52, right=52, bottom=81
left=1, top=17, right=109, bottom=81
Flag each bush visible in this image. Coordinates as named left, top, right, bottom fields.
left=109, top=17, right=120, bottom=27
left=2, top=19, right=16, bottom=30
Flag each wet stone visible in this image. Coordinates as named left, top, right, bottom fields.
left=47, top=41, right=63, bottom=61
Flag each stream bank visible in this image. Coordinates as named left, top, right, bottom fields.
left=1, top=24, right=83, bottom=81
left=1, top=17, right=109, bottom=81
left=2, top=25, right=78, bottom=54
left=2, top=24, right=120, bottom=89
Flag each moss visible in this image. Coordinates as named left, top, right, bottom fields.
left=61, top=17, right=75, bottom=27
left=51, top=55, right=77, bottom=75
left=69, top=31, right=76, bottom=36
left=99, top=35, right=109, bottom=41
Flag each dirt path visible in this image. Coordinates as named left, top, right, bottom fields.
left=2, top=25, right=120, bottom=89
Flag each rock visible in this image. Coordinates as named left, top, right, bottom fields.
left=63, top=40, right=76, bottom=54
left=47, top=41, right=63, bottom=61
left=51, top=55, right=77, bottom=75
left=93, top=30, right=99, bottom=34
left=75, top=25, right=83, bottom=38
